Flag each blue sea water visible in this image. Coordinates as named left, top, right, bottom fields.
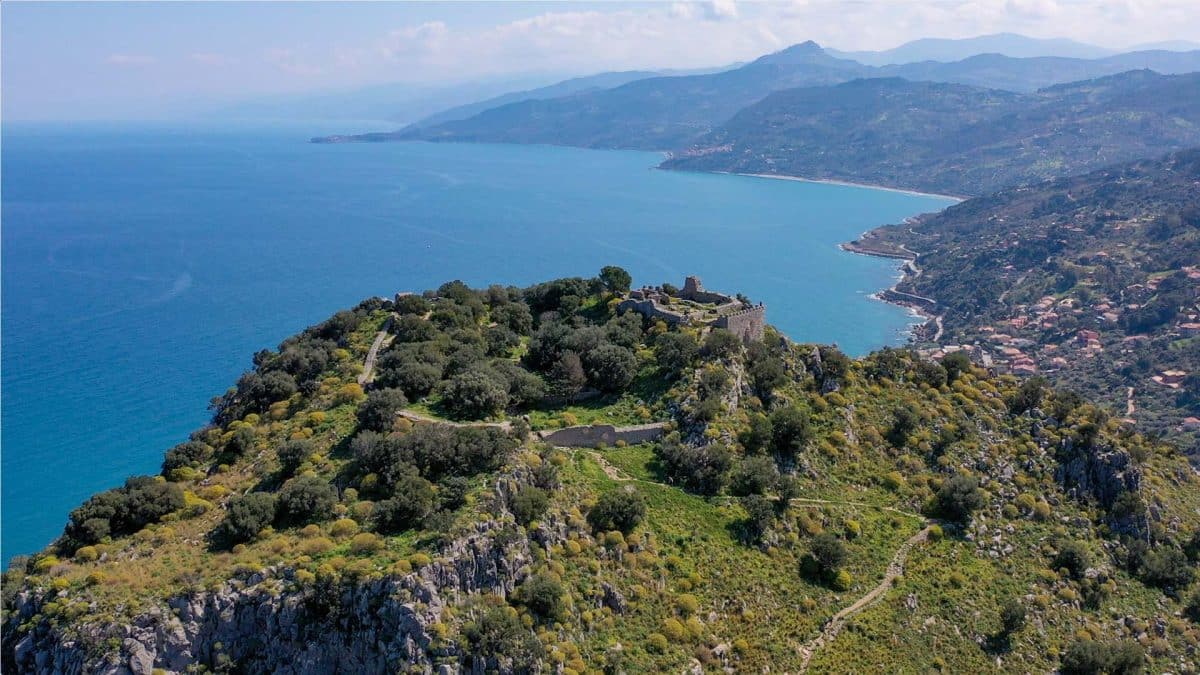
left=1, top=122, right=955, bottom=562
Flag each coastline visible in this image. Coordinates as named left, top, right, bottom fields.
left=730, top=171, right=966, bottom=202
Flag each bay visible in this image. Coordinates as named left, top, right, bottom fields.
left=0, top=121, right=955, bottom=561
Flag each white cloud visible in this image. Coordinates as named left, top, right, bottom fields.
left=106, top=53, right=155, bottom=66
left=252, top=0, right=1200, bottom=86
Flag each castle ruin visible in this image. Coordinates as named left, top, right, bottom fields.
left=618, top=275, right=765, bottom=343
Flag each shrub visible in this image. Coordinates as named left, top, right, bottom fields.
left=662, top=618, right=687, bottom=641
left=587, top=488, right=646, bottom=534
left=656, top=439, right=732, bottom=495
left=1060, top=640, right=1144, bottom=675
left=373, top=473, right=435, bottom=534
left=770, top=406, right=811, bottom=457
left=1138, top=546, right=1194, bottom=589
left=809, top=533, right=848, bottom=576
left=655, top=332, right=699, bottom=376
left=934, top=473, right=984, bottom=523
left=64, top=476, right=186, bottom=550
left=349, top=532, right=382, bottom=555
left=277, top=439, right=314, bottom=476
left=275, top=476, right=338, bottom=526
left=1184, top=586, right=1200, bottom=623
left=464, top=606, right=544, bottom=667
left=516, top=573, right=564, bottom=621
left=510, top=485, right=550, bottom=526
left=1054, top=539, right=1091, bottom=580
left=999, top=598, right=1026, bottom=635
left=161, top=441, right=213, bottom=475
left=356, top=388, right=408, bottom=432
left=74, top=546, right=99, bottom=563
left=675, top=593, right=700, bottom=616
left=738, top=413, right=773, bottom=455
left=216, top=492, right=277, bottom=545
left=832, top=569, right=853, bottom=591
left=330, top=518, right=360, bottom=538
left=702, top=329, right=741, bottom=358
left=647, top=633, right=669, bottom=653
left=583, top=344, right=638, bottom=393
left=728, top=456, right=779, bottom=496
left=740, top=494, right=776, bottom=543
left=440, top=369, right=509, bottom=419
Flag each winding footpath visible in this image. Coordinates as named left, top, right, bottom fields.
left=585, top=451, right=935, bottom=671
left=357, top=329, right=391, bottom=386
left=796, top=524, right=934, bottom=673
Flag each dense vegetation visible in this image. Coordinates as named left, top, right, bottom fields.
left=664, top=71, right=1200, bottom=196
left=5, top=270, right=1200, bottom=673
left=852, top=149, right=1200, bottom=458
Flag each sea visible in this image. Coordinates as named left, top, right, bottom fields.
left=0, top=121, right=956, bottom=562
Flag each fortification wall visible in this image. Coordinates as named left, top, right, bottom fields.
left=714, top=305, right=766, bottom=343
left=617, top=299, right=686, bottom=325
left=537, top=422, right=667, bottom=447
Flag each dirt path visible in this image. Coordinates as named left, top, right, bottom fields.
left=797, top=524, right=934, bottom=672
left=396, top=409, right=512, bottom=431
left=357, top=329, right=391, bottom=386
left=584, top=448, right=935, bottom=672
left=1126, top=387, right=1136, bottom=417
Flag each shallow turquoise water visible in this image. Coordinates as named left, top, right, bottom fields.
left=0, top=122, right=954, bottom=561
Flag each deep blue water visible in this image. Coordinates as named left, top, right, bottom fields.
left=1, top=122, right=955, bottom=562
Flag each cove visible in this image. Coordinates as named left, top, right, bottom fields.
left=0, top=122, right=956, bottom=561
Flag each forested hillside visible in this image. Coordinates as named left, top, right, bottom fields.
left=665, top=71, right=1200, bottom=196
left=6, top=270, right=1200, bottom=673
left=850, top=149, right=1200, bottom=456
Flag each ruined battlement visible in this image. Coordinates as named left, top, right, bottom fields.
left=619, top=275, right=765, bottom=343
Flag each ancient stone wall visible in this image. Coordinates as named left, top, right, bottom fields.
left=537, top=423, right=667, bottom=447
left=617, top=298, right=687, bottom=325
left=714, top=305, right=766, bottom=343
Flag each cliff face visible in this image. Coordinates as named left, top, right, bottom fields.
left=5, top=471, right=557, bottom=675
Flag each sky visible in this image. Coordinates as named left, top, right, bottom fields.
left=4, top=0, right=1200, bottom=120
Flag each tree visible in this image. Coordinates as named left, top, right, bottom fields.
left=440, top=369, right=509, bottom=419
left=357, top=387, right=408, bottom=432
left=770, top=406, right=811, bottom=456
left=809, top=533, right=848, bottom=576
left=599, top=265, right=632, bottom=295
left=492, top=302, right=533, bottom=335
left=1008, top=376, right=1048, bottom=415
left=740, top=494, right=775, bottom=543
left=739, top=413, right=774, bottom=455
left=464, top=606, right=543, bottom=668
left=377, top=359, right=442, bottom=400
left=549, top=351, right=588, bottom=398
left=393, top=294, right=431, bottom=316
left=393, top=315, right=439, bottom=343
left=941, top=351, right=971, bottom=384
left=588, top=487, right=646, bottom=533
left=584, top=344, right=637, bottom=393
left=215, top=492, right=277, bottom=546
left=935, top=473, right=984, bottom=523
left=729, top=456, right=779, bottom=496
left=277, top=439, right=313, bottom=476
left=373, top=471, right=435, bottom=534
left=702, top=329, right=742, bottom=358
left=657, top=440, right=732, bottom=495
left=888, top=403, right=922, bottom=448
left=1138, top=546, right=1194, bottom=589
left=999, top=598, right=1026, bottom=635
left=275, top=475, right=337, bottom=526
left=1060, top=640, right=1145, bottom=675
left=516, top=573, right=565, bottom=621
left=654, top=331, right=699, bottom=376
left=749, top=354, right=787, bottom=400
left=1053, top=539, right=1091, bottom=579
left=510, top=485, right=549, bottom=526
left=162, top=441, right=212, bottom=475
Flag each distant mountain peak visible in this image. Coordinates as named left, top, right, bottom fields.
left=754, top=40, right=840, bottom=65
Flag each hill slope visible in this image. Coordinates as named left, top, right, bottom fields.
left=665, top=70, right=1200, bottom=196
left=348, top=43, right=1200, bottom=151
left=848, top=149, right=1200, bottom=456
left=5, top=270, right=1199, bottom=673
